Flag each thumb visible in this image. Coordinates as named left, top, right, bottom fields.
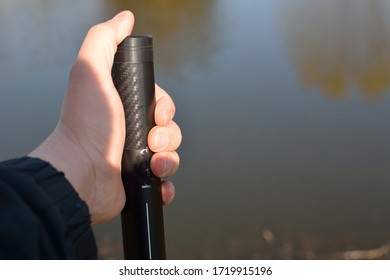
left=77, top=11, right=134, bottom=76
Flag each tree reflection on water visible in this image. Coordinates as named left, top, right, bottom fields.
left=104, top=0, right=220, bottom=77
left=281, top=0, right=390, bottom=99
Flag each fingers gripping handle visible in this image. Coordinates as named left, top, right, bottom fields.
left=112, top=36, right=166, bottom=260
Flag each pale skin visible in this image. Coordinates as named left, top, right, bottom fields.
left=29, top=11, right=182, bottom=224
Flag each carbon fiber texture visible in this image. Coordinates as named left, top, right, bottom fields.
left=112, top=62, right=153, bottom=150
left=112, top=37, right=166, bottom=259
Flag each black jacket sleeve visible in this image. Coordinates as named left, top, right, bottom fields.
left=0, top=157, right=97, bottom=259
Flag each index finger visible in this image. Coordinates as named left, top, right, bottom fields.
left=155, top=84, right=176, bottom=126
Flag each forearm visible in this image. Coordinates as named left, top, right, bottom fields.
left=0, top=156, right=97, bottom=259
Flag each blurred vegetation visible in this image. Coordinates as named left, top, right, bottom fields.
left=282, top=0, right=390, bottom=99
left=104, top=0, right=219, bottom=76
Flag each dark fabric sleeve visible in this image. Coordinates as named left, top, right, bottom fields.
left=0, top=157, right=97, bottom=259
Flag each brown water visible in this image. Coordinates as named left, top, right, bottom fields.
left=1, top=0, right=390, bottom=259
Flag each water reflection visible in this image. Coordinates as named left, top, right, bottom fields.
left=0, top=0, right=107, bottom=161
left=104, top=0, right=220, bottom=77
left=281, top=0, right=390, bottom=99
left=0, top=0, right=104, bottom=69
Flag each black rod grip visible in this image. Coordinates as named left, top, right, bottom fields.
left=112, top=36, right=166, bottom=260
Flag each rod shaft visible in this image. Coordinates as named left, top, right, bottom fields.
left=112, top=36, right=166, bottom=260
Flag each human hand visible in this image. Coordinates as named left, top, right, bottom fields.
left=29, top=11, right=181, bottom=224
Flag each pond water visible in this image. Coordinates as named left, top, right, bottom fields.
left=1, top=0, right=390, bottom=259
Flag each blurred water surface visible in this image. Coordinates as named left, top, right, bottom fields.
left=1, top=0, right=390, bottom=259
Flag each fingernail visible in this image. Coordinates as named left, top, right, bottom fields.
left=113, top=10, right=130, bottom=21
left=162, top=159, right=174, bottom=177
left=166, top=183, right=175, bottom=201
left=163, top=109, right=173, bottom=126
left=154, top=130, right=169, bottom=151
left=168, top=191, right=175, bottom=203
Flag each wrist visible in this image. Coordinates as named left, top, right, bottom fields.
left=29, top=125, right=94, bottom=208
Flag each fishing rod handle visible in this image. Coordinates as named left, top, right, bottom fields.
left=112, top=35, right=166, bottom=260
